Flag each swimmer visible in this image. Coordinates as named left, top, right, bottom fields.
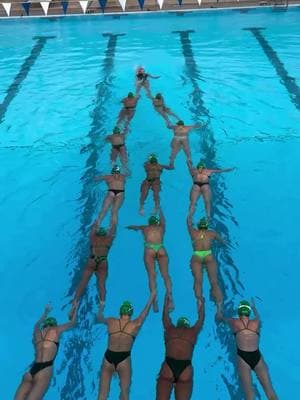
left=219, top=299, right=278, bottom=400
left=97, top=293, right=156, bottom=400
left=139, top=153, right=173, bottom=216
left=69, top=219, right=116, bottom=316
left=135, top=66, right=160, bottom=97
left=94, top=165, right=129, bottom=227
left=105, top=126, right=128, bottom=168
left=126, top=208, right=174, bottom=313
left=187, top=215, right=226, bottom=319
left=151, top=93, right=180, bottom=125
left=167, top=120, right=201, bottom=168
left=14, top=303, right=78, bottom=400
left=156, top=293, right=205, bottom=400
left=117, top=92, right=140, bottom=133
left=187, top=160, right=235, bottom=221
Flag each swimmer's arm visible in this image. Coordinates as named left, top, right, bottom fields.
left=148, top=74, right=160, bottom=79
left=105, top=135, right=112, bottom=142
left=126, top=225, right=145, bottom=231
left=218, top=312, right=234, bottom=325
left=90, top=220, right=98, bottom=240
left=58, top=302, right=79, bottom=333
left=186, top=215, right=194, bottom=237
left=193, top=298, right=205, bottom=332
left=34, top=304, right=52, bottom=332
left=251, top=298, right=261, bottom=324
left=94, top=175, right=110, bottom=182
left=108, top=221, right=117, bottom=237
left=186, top=160, right=194, bottom=175
left=161, top=164, right=173, bottom=170
left=209, top=168, right=235, bottom=175
left=135, top=292, right=156, bottom=327
left=163, top=292, right=172, bottom=328
left=215, top=232, right=227, bottom=245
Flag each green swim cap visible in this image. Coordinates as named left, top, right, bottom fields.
left=197, top=218, right=208, bottom=230
left=176, top=120, right=184, bottom=126
left=42, top=317, right=57, bottom=329
left=238, top=300, right=252, bottom=317
left=113, top=126, right=121, bottom=134
left=155, top=93, right=162, bottom=100
left=111, top=165, right=121, bottom=174
left=148, top=154, right=158, bottom=164
left=197, top=161, right=206, bottom=170
left=96, top=227, right=107, bottom=237
left=120, top=301, right=133, bottom=316
left=176, top=317, right=190, bottom=328
left=148, top=215, right=160, bottom=225
left=128, top=92, right=134, bottom=98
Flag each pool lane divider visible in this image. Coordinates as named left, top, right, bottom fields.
left=0, top=35, right=55, bottom=125
left=60, top=33, right=125, bottom=400
left=173, top=29, right=245, bottom=399
left=244, top=27, right=300, bottom=111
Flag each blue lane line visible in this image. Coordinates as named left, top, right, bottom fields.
left=173, top=29, right=245, bottom=399
left=60, top=33, right=125, bottom=400
left=244, top=27, right=300, bottom=111
left=0, top=35, right=55, bottom=125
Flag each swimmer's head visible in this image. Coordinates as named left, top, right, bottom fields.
left=238, top=300, right=252, bottom=317
left=197, top=161, right=206, bottom=170
left=155, top=93, right=162, bottom=100
left=127, top=92, right=134, bottom=98
left=113, top=126, right=121, bottom=134
left=42, top=317, right=57, bottom=329
left=111, top=165, right=121, bottom=175
left=176, top=120, right=184, bottom=126
left=176, top=317, right=190, bottom=328
left=148, top=154, right=158, bottom=164
left=197, top=218, right=208, bottom=230
left=120, top=301, right=134, bottom=317
left=148, top=215, right=160, bottom=226
left=96, top=227, right=107, bottom=237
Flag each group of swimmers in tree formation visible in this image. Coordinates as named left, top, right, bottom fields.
left=15, top=67, right=279, bottom=400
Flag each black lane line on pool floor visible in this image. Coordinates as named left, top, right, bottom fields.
left=59, top=33, right=125, bottom=400
left=0, top=35, right=55, bottom=125
left=245, top=27, right=300, bottom=111
left=173, top=29, right=247, bottom=400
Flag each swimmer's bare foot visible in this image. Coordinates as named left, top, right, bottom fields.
left=139, top=206, right=145, bottom=216
left=96, top=301, right=105, bottom=321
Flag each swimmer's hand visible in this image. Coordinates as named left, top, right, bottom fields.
left=45, top=303, right=52, bottom=314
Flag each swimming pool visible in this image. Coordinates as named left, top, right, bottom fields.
left=1, top=6, right=300, bottom=399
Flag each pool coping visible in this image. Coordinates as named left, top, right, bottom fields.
left=0, top=3, right=299, bottom=20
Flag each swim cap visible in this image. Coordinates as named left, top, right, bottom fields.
left=197, top=161, right=206, bottom=170
left=197, top=218, right=208, bottom=230
left=111, top=165, right=121, bottom=174
left=148, top=215, right=160, bottom=225
left=96, top=227, right=107, bottom=237
left=176, top=120, right=184, bottom=126
left=42, top=317, right=57, bottom=328
left=155, top=93, right=162, bottom=100
left=128, top=92, right=134, bottom=98
left=238, top=300, right=252, bottom=317
left=120, top=301, right=134, bottom=316
left=176, top=317, right=190, bottom=328
left=113, top=126, right=121, bottom=134
left=148, top=154, right=158, bottom=164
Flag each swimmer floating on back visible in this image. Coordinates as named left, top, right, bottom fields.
left=219, top=300, right=278, bottom=400
left=105, top=126, right=128, bottom=169
left=94, top=165, right=129, bottom=227
left=156, top=293, right=205, bottom=400
left=187, top=215, right=226, bottom=320
left=135, top=66, right=160, bottom=97
left=97, top=293, right=156, bottom=400
left=151, top=93, right=180, bottom=126
left=167, top=120, right=202, bottom=168
left=15, top=303, right=78, bottom=400
left=187, top=160, right=235, bottom=221
left=70, top=217, right=116, bottom=316
left=139, top=153, right=173, bottom=216
left=117, top=92, right=140, bottom=134
left=126, top=208, right=174, bottom=313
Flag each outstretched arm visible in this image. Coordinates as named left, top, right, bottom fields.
left=161, top=164, right=174, bottom=170
left=148, top=74, right=160, bottom=79
left=33, top=304, right=52, bottom=333
left=108, top=220, right=117, bottom=237
left=126, top=225, right=144, bottom=231
left=187, top=214, right=194, bottom=237
left=186, top=160, right=194, bottom=176
left=134, top=292, right=156, bottom=327
left=94, top=174, right=110, bottom=182
left=163, top=292, right=172, bottom=329
left=57, top=301, right=79, bottom=334
left=251, top=298, right=261, bottom=323
left=192, top=298, right=205, bottom=332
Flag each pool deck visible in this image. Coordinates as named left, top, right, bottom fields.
left=0, top=0, right=298, bottom=18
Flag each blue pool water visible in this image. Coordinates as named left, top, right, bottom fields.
left=1, top=7, right=300, bottom=399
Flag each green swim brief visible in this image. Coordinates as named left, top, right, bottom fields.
left=145, top=242, right=164, bottom=253
left=193, top=249, right=212, bottom=261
